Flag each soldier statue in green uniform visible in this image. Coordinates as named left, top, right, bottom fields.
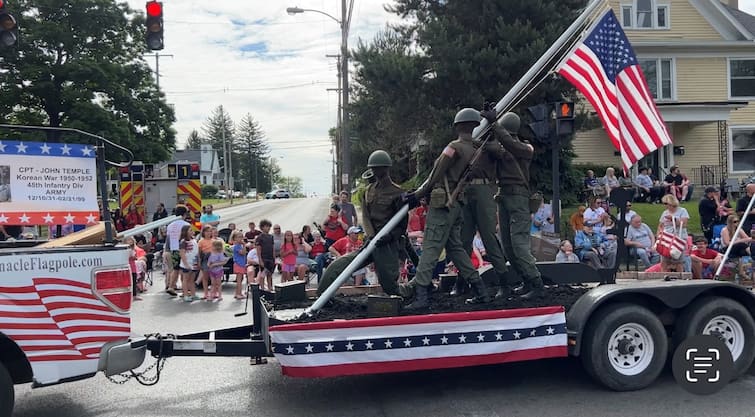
left=399, top=108, right=492, bottom=309
left=458, top=104, right=510, bottom=298
left=317, top=150, right=406, bottom=296
left=487, top=111, right=544, bottom=299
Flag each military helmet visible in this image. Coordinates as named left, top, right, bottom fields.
left=453, top=108, right=481, bottom=126
left=367, top=150, right=392, bottom=167
left=499, top=112, right=520, bottom=134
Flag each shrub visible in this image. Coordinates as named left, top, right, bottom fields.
left=201, top=184, right=219, bottom=198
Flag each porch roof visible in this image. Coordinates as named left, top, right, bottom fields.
left=656, top=101, right=749, bottom=122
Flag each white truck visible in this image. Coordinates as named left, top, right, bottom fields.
left=0, top=125, right=148, bottom=417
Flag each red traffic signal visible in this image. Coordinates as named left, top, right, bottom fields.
left=145, top=1, right=164, bottom=50
left=146, top=1, right=162, bottom=17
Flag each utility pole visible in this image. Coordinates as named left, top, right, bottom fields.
left=220, top=109, right=230, bottom=203
left=340, top=0, right=351, bottom=193
left=145, top=53, right=173, bottom=90
left=327, top=54, right=342, bottom=194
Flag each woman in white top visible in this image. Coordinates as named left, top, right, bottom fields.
left=602, top=167, right=620, bottom=197
left=657, top=194, right=690, bottom=272
left=583, top=196, right=607, bottom=228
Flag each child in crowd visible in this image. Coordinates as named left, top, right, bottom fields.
left=178, top=225, right=199, bottom=302
left=556, top=240, right=580, bottom=263
left=124, top=237, right=143, bottom=301
left=231, top=231, right=247, bottom=300
left=280, top=230, right=297, bottom=282
left=246, top=243, right=260, bottom=287
left=207, top=240, right=229, bottom=301
left=255, top=219, right=275, bottom=292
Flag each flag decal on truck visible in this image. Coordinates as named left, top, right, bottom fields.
left=0, top=277, right=131, bottom=361
left=269, top=306, right=567, bottom=377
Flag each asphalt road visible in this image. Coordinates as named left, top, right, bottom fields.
left=11, top=198, right=755, bottom=417
left=209, top=196, right=333, bottom=233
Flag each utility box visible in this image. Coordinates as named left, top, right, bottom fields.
left=274, top=281, right=306, bottom=303
left=367, top=295, right=402, bottom=318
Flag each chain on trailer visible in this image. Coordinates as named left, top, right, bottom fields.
left=106, top=333, right=175, bottom=386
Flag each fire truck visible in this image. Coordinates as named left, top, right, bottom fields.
left=116, top=160, right=202, bottom=222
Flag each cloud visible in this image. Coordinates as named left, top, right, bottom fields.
left=126, top=0, right=402, bottom=195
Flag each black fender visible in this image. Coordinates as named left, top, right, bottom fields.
left=567, top=280, right=755, bottom=356
left=0, top=334, right=33, bottom=384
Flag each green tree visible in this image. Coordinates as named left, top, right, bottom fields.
left=0, top=0, right=176, bottom=162
left=186, top=129, right=203, bottom=149
left=350, top=0, right=587, bottom=199
left=280, top=176, right=303, bottom=196
left=236, top=113, right=269, bottom=192
left=201, top=105, right=236, bottom=186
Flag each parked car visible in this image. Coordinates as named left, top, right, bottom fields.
left=216, top=191, right=228, bottom=199
left=265, top=191, right=274, bottom=199
left=273, top=189, right=291, bottom=199
left=232, top=191, right=242, bottom=198
left=245, top=190, right=257, bottom=199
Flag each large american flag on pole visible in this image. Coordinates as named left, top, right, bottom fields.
left=557, top=9, right=672, bottom=173
left=269, top=306, right=567, bottom=377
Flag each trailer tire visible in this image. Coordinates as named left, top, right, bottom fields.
left=672, top=296, right=755, bottom=378
left=581, top=303, right=667, bottom=391
left=0, top=362, right=13, bottom=417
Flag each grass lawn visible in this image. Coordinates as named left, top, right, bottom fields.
left=560, top=201, right=702, bottom=237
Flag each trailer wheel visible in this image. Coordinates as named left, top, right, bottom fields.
left=581, top=303, right=667, bottom=391
left=0, top=362, right=13, bottom=417
left=673, top=296, right=755, bottom=378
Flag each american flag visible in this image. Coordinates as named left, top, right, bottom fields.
left=557, top=9, right=672, bottom=173
left=0, top=278, right=131, bottom=363
left=269, top=306, right=566, bottom=377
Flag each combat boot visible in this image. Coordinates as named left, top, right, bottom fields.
left=494, top=274, right=510, bottom=299
left=405, top=285, right=430, bottom=309
left=518, top=278, right=545, bottom=300
left=449, top=276, right=467, bottom=296
left=465, top=278, right=492, bottom=304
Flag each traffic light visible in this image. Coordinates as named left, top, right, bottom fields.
left=145, top=1, right=164, bottom=50
left=0, top=0, right=19, bottom=48
left=526, top=104, right=551, bottom=141
left=555, top=101, right=575, bottom=136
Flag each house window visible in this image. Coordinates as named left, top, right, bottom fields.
left=730, top=128, right=755, bottom=173
left=620, top=1, right=670, bottom=29
left=638, top=58, right=673, bottom=100
left=203, top=175, right=207, bottom=184
left=730, top=59, right=755, bottom=98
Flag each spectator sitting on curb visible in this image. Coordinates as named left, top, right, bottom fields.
left=556, top=240, right=580, bottom=263
left=624, top=214, right=659, bottom=268
left=690, top=236, right=723, bottom=279
left=328, top=226, right=366, bottom=285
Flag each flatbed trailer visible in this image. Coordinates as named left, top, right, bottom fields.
left=136, top=271, right=755, bottom=392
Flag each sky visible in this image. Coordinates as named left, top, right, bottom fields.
left=125, top=0, right=402, bottom=196
left=126, top=0, right=755, bottom=196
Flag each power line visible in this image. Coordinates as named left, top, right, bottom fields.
left=165, top=81, right=335, bottom=95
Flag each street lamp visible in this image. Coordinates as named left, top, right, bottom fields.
left=286, top=4, right=351, bottom=192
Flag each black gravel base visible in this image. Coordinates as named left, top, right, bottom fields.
left=289, top=285, right=590, bottom=323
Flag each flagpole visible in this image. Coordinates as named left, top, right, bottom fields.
left=472, top=0, right=610, bottom=138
